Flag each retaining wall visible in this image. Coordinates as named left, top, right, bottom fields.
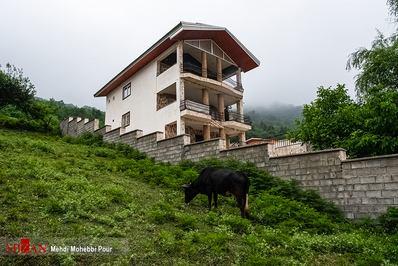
left=60, top=117, right=398, bottom=219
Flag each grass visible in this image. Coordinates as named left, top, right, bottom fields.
left=0, top=128, right=397, bottom=265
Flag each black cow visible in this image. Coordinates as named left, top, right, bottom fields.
left=182, top=167, right=250, bottom=218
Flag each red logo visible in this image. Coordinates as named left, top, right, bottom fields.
left=5, top=239, right=47, bottom=254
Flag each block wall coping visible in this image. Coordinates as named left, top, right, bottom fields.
left=105, top=126, right=124, bottom=134
left=120, top=129, right=143, bottom=137
left=343, top=153, right=398, bottom=163
left=136, top=131, right=164, bottom=140
left=184, top=138, right=221, bottom=147
left=157, top=134, right=190, bottom=143
left=222, top=142, right=269, bottom=152
left=268, top=148, right=346, bottom=160
left=94, top=125, right=111, bottom=133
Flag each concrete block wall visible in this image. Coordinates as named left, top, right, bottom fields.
left=136, top=132, right=163, bottom=158
left=61, top=117, right=99, bottom=137
left=220, top=143, right=269, bottom=169
left=342, top=155, right=398, bottom=219
left=103, top=127, right=126, bottom=143
left=119, top=129, right=143, bottom=147
left=268, top=149, right=346, bottom=205
left=61, top=117, right=398, bottom=219
left=183, top=138, right=225, bottom=162
left=156, top=135, right=189, bottom=164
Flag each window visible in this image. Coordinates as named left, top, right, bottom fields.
left=122, top=112, right=130, bottom=127
left=123, top=83, right=131, bottom=99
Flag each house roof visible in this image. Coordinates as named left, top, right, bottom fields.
left=94, top=21, right=260, bottom=97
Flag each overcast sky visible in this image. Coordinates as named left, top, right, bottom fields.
left=0, top=0, right=395, bottom=111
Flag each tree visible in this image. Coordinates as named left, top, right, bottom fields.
left=346, top=31, right=398, bottom=100
left=288, top=84, right=355, bottom=150
left=0, top=63, right=36, bottom=111
left=336, top=85, right=398, bottom=157
left=290, top=85, right=398, bottom=158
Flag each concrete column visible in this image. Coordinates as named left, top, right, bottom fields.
left=202, top=88, right=209, bottom=105
left=216, top=57, right=222, bottom=82
left=239, top=132, right=245, bottom=145
left=203, top=124, right=210, bottom=141
left=237, top=100, right=243, bottom=115
left=201, top=51, right=207, bottom=78
left=177, top=41, right=184, bottom=73
left=226, top=135, right=230, bottom=149
left=219, top=127, right=225, bottom=140
left=236, top=68, right=242, bottom=86
left=179, top=118, right=185, bottom=135
left=217, top=94, right=224, bottom=121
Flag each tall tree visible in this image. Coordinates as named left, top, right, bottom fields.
left=346, top=1, right=398, bottom=100
left=289, top=84, right=354, bottom=150
left=0, top=63, right=36, bottom=111
left=346, top=31, right=398, bottom=100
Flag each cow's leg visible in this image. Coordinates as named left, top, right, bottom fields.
left=207, top=193, right=212, bottom=210
left=213, top=193, right=218, bottom=208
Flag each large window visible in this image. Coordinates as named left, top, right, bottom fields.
left=122, top=112, right=130, bottom=128
left=123, top=83, right=131, bottom=100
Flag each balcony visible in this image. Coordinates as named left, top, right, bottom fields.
left=180, top=100, right=212, bottom=122
left=183, top=62, right=243, bottom=93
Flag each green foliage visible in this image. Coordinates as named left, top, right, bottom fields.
left=290, top=85, right=398, bottom=158
left=244, top=104, right=302, bottom=139
left=2, top=128, right=398, bottom=265
left=289, top=84, right=353, bottom=150
left=347, top=31, right=398, bottom=100
left=0, top=63, right=35, bottom=110
left=251, top=193, right=336, bottom=234
left=335, top=85, right=398, bottom=157
left=377, top=206, right=398, bottom=234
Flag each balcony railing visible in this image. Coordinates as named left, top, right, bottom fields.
left=183, top=62, right=244, bottom=93
left=224, top=111, right=252, bottom=125
left=180, top=100, right=210, bottom=115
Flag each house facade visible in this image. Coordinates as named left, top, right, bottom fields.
left=94, top=22, right=260, bottom=147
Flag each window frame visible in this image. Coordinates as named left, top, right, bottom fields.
left=121, top=112, right=130, bottom=128
left=122, top=83, right=131, bottom=100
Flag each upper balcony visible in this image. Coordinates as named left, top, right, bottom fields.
left=182, top=62, right=243, bottom=93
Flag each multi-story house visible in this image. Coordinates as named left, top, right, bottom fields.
left=94, top=22, right=260, bottom=148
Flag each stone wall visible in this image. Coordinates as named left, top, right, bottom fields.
left=61, top=117, right=398, bottom=219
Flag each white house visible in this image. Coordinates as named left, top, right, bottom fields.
left=94, top=22, right=260, bottom=147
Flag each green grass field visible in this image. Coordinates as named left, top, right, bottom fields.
left=0, top=129, right=397, bottom=265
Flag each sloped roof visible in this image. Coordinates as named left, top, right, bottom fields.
left=94, top=21, right=260, bottom=97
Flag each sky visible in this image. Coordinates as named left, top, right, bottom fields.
left=0, top=0, right=395, bottom=111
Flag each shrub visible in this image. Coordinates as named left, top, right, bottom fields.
left=377, top=206, right=398, bottom=234
left=250, top=192, right=336, bottom=234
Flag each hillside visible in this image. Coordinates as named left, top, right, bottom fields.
left=245, top=103, right=303, bottom=139
left=0, top=129, right=397, bottom=265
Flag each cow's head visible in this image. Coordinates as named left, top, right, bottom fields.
left=182, top=181, right=196, bottom=204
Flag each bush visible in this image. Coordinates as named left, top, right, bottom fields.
left=377, top=206, right=398, bottom=234
left=250, top=192, right=336, bottom=234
